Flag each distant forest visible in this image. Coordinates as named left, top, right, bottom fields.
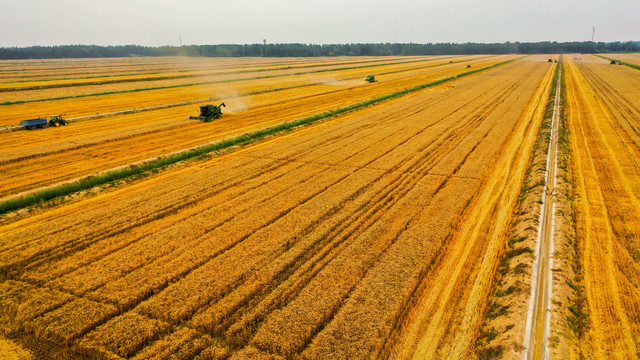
left=1, top=41, right=639, bottom=59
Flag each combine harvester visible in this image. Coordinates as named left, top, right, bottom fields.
left=365, top=75, right=377, bottom=83
left=20, top=115, right=68, bottom=130
left=190, top=103, right=226, bottom=122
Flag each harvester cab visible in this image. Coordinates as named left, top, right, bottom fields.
left=49, top=115, right=68, bottom=127
left=191, top=103, right=226, bottom=122
left=365, top=75, right=377, bottom=83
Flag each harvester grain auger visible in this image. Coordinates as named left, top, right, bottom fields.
left=190, top=103, right=226, bottom=122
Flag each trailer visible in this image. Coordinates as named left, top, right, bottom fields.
left=19, top=115, right=68, bottom=130
left=20, top=118, right=48, bottom=130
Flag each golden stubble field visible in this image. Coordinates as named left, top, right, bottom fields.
left=1, top=53, right=639, bottom=359
left=564, top=55, right=640, bottom=359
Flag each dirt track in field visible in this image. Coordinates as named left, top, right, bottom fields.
left=0, top=56, right=554, bottom=359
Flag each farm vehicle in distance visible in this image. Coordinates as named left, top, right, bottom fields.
left=190, top=103, right=226, bottom=122
left=20, top=115, right=68, bottom=130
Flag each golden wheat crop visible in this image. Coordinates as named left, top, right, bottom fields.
left=0, top=55, right=557, bottom=359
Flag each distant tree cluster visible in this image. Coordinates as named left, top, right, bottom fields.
left=0, top=41, right=638, bottom=59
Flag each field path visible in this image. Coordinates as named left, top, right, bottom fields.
left=522, top=62, right=561, bottom=360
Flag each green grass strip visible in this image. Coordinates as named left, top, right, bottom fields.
left=593, top=54, right=640, bottom=71
left=0, top=57, right=455, bottom=106
left=0, top=57, right=518, bottom=215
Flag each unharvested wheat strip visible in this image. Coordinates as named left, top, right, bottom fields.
left=192, top=345, right=229, bottom=360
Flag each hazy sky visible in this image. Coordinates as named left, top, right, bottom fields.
left=1, top=0, right=638, bottom=47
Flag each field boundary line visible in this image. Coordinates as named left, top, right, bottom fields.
left=0, top=57, right=522, bottom=216
left=522, top=57, right=562, bottom=360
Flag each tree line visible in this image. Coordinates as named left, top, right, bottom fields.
left=0, top=41, right=638, bottom=59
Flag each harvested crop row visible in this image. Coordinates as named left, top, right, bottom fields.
left=0, top=56, right=509, bottom=198
left=0, top=56, right=552, bottom=359
left=564, top=57, right=640, bottom=359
